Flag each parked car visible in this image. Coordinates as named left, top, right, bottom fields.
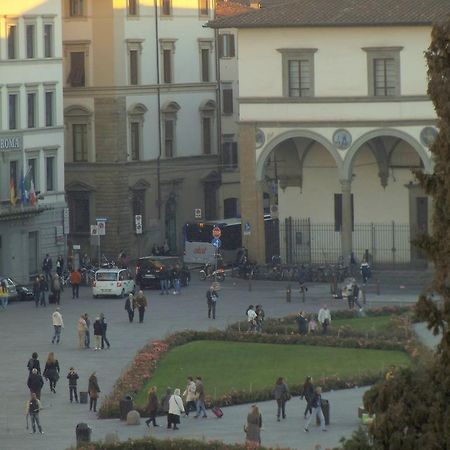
left=0, top=277, right=18, bottom=301
left=92, top=269, right=136, bottom=298
left=135, top=256, right=191, bottom=289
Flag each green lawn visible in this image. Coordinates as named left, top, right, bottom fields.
left=135, top=340, right=410, bottom=406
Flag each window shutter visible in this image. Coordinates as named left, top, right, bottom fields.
left=130, top=50, right=138, bottom=85
left=201, top=49, right=209, bottom=82
left=229, top=35, right=235, bottom=57
left=68, top=52, right=85, bottom=87
left=222, top=88, right=233, bottom=114
left=163, top=50, right=172, bottom=83
left=218, top=35, right=224, bottom=58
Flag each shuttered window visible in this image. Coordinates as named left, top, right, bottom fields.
left=373, top=58, right=396, bottom=96
left=222, top=141, right=238, bottom=170
left=130, top=122, right=140, bottom=160
left=202, top=118, right=212, bottom=155
left=129, top=50, right=138, bottom=85
left=163, top=49, right=172, bottom=83
left=162, top=0, right=171, bottom=16
left=165, top=120, right=174, bottom=157
left=222, top=87, right=233, bottom=114
left=73, top=124, right=88, bottom=162
left=288, top=59, right=311, bottom=97
left=68, top=52, right=85, bottom=87
left=218, top=34, right=235, bottom=58
left=201, top=49, right=210, bottom=82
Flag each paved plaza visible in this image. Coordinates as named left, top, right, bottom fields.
left=0, top=271, right=430, bottom=450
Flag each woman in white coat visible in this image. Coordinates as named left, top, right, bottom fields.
left=168, top=388, right=185, bottom=430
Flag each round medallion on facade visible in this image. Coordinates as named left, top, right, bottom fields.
left=420, top=127, right=438, bottom=148
left=332, top=129, right=352, bottom=150
left=255, top=128, right=265, bottom=148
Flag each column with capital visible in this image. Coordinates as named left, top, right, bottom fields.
left=239, top=124, right=266, bottom=264
left=340, top=179, right=353, bottom=261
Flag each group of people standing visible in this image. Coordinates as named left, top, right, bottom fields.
left=25, top=351, right=102, bottom=434
left=144, top=376, right=208, bottom=431
left=246, top=304, right=265, bottom=332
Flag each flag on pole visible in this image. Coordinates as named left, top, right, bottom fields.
left=23, top=167, right=32, bottom=204
left=9, top=177, right=16, bottom=206
left=20, top=173, right=26, bottom=205
left=29, top=180, right=37, bottom=206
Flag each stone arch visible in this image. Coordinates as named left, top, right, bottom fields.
left=343, top=128, right=433, bottom=180
left=128, top=103, right=148, bottom=115
left=161, top=101, right=180, bottom=114
left=64, top=104, right=92, bottom=117
left=199, top=99, right=216, bottom=112
left=256, top=129, right=342, bottom=181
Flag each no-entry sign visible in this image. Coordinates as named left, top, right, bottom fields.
left=212, top=226, right=221, bottom=239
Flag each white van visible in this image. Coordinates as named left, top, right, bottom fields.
left=92, top=269, right=135, bottom=298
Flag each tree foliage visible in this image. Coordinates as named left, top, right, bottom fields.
left=341, top=15, right=450, bottom=450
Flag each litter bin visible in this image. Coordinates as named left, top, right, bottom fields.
left=316, top=399, right=330, bottom=426
left=120, top=395, right=134, bottom=421
left=79, top=391, right=88, bottom=404
left=76, top=422, right=91, bottom=445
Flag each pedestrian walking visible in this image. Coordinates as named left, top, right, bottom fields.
left=183, top=376, right=197, bottom=416
left=134, top=290, right=148, bottom=323
left=172, top=265, right=181, bottom=294
left=84, top=313, right=91, bottom=348
left=360, top=259, right=371, bottom=284
left=27, top=352, right=41, bottom=375
left=255, top=304, right=265, bottom=332
left=304, top=386, right=327, bottom=432
left=56, top=255, right=64, bottom=277
left=70, top=268, right=81, bottom=299
left=51, top=274, right=62, bottom=305
left=296, top=311, right=309, bottom=335
left=32, top=276, right=40, bottom=308
left=26, top=393, right=43, bottom=434
left=301, top=376, right=314, bottom=418
left=145, top=386, right=160, bottom=427
left=43, top=352, right=60, bottom=393
left=272, top=376, right=290, bottom=421
left=67, top=367, right=79, bottom=403
left=161, top=387, right=172, bottom=419
left=88, top=372, right=101, bottom=412
left=77, top=314, right=88, bottom=348
left=246, top=305, right=257, bottom=332
left=51, top=307, right=64, bottom=344
left=125, top=293, right=135, bottom=323
left=93, top=315, right=102, bottom=350
left=42, top=254, right=52, bottom=283
left=318, top=305, right=331, bottom=335
left=194, top=376, right=207, bottom=418
left=245, top=404, right=262, bottom=445
left=27, top=368, right=44, bottom=399
left=168, top=388, right=185, bottom=430
left=39, top=275, right=48, bottom=307
left=0, top=280, right=9, bottom=310
left=206, top=285, right=218, bottom=319
left=100, top=313, right=110, bottom=349
left=159, top=266, right=170, bottom=295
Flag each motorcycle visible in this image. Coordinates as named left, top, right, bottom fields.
left=199, top=263, right=225, bottom=282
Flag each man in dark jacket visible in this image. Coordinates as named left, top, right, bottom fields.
left=206, top=286, right=218, bottom=319
left=42, top=254, right=52, bottom=282
left=27, top=368, right=44, bottom=399
left=67, top=367, right=79, bottom=403
left=100, top=313, right=110, bottom=349
left=27, top=352, right=41, bottom=374
left=304, top=386, right=326, bottom=432
left=296, top=311, right=308, bottom=335
left=159, top=266, right=170, bottom=295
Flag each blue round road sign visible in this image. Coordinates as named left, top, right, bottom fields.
left=211, top=238, right=222, bottom=248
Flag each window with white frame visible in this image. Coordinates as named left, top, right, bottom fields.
left=128, top=0, right=139, bottom=16
left=160, top=40, right=176, bottom=84
left=127, top=40, right=143, bottom=86
left=218, top=34, right=235, bottom=58
left=7, top=24, right=18, bottom=59
left=26, top=23, right=36, bottom=59
left=69, top=0, right=84, bottom=17
left=198, top=40, right=213, bottom=82
left=363, top=47, right=403, bottom=97
left=278, top=48, right=317, bottom=98
left=161, top=101, right=180, bottom=158
left=222, top=139, right=238, bottom=170
left=45, top=155, right=55, bottom=192
left=161, top=0, right=172, bottom=16
left=8, top=92, right=19, bottom=130
left=43, top=23, right=54, bottom=58
left=199, top=100, right=216, bottom=155
left=199, top=0, right=209, bottom=16
left=45, top=89, right=55, bottom=127
left=27, top=91, right=37, bottom=129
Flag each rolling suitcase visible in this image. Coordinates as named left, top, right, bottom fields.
left=212, top=406, right=223, bottom=418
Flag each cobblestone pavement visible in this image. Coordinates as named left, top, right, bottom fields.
left=0, top=273, right=424, bottom=450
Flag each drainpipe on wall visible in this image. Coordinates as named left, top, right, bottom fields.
left=154, top=0, right=162, bottom=221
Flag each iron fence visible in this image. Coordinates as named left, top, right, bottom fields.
left=268, top=218, right=425, bottom=268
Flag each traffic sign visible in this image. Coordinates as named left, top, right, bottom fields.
left=212, top=226, right=221, bottom=238
left=90, top=225, right=98, bottom=236
left=194, top=208, right=202, bottom=219
left=97, top=220, right=106, bottom=236
left=135, top=214, right=143, bottom=235
left=211, top=238, right=221, bottom=248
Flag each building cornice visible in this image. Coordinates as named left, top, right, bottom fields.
left=238, top=119, right=438, bottom=127
left=239, top=95, right=431, bottom=104
left=0, top=58, right=63, bottom=65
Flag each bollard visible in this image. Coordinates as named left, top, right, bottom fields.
left=376, top=279, right=380, bottom=295
left=286, top=285, right=291, bottom=303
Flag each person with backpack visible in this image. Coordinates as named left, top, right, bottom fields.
left=27, top=352, right=41, bottom=375
left=27, top=368, right=44, bottom=399
left=26, top=392, right=43, bottom=434
left=206, top=285, right=218, bottom=319
left=67, top=367, right=79, bottom=403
